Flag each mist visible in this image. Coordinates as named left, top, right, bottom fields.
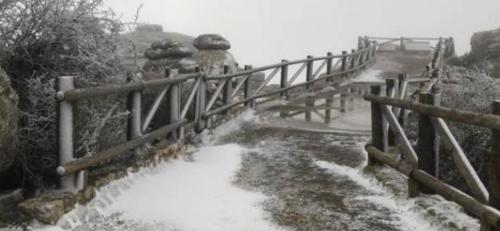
left=105, top=0, right=500, bottom=67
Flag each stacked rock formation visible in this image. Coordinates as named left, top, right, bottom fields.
left=192, top=34, right=238, bottom=74
left=143, top=34, right=238, bottom=75
left=142, top=40, right=198, bottom=74
left=470, top=28, right=500, bottom=76
left=0, top=67, right=18, bottom=173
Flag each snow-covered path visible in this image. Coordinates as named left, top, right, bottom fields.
left=30, top=70, right=480, bottom=231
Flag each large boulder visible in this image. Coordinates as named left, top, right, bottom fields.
left=0, top=68, right=17, bottom=173
left=193, top=34, right=231, bottom=50
left=143, top=34, right=238, bottom=75
left=117, top=24, right=195, bottom=71
left=470, top=28, right=500, bottom=76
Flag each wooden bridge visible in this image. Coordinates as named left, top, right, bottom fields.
left=49, top=35, right=500, bottom=230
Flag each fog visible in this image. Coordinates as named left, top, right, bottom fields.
left=105, top=0, right=500, bottom=67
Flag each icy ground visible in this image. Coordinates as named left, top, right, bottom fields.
left=23, top=68, right=481, bottom=230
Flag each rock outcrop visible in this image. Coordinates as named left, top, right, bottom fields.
left=117, top=24, right=195, bottom=71
left=143, top=34, right=238, bottom=75
left=470, top=28, right=500, bottom=76
left=193, top=34, right=231, bottom=50
left=0, top=67, right=17, bottom=173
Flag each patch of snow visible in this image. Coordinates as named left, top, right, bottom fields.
left=313, top=154, right=479, bottom=231
left=201, top=109, right=260, bottom=145
left=350, top=69, right=384, bottom=83
left=103, top=144, right=285, bottom=231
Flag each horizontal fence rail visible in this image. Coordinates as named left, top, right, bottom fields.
left=55, top=36, right=378, bottom=193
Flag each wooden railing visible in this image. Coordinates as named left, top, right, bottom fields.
left=54, top=37, right=377, bottom=192
left=363, top=37, right=500, bottom=230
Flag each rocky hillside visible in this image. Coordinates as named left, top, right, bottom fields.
left=118, top=24, right=195, bottom=71
left=470, top=27, right=500, bottom=77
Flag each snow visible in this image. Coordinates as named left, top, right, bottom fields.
left=32, top=109, right=286, bottom=231
left=313, top=143, right=480, bottom=231
left=104, top=144, right=284, bottom=231
left=350, top=69, right=384, bottom=83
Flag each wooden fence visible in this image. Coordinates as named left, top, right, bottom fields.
left=55, top=37, right=377, bottom=192
left=364, top=37, right=500, bottom=230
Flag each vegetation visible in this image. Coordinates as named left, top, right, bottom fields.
left=404, top=63, right=500, bottom=194
left=0, top=0, right=127, bottom=192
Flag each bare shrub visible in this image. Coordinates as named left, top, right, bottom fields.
left=0, top=0, right=126, bottom=192
left=404, top=66, right=500, bottom=194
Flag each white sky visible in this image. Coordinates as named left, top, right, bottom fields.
left=105, top=0, right=500, bottom=67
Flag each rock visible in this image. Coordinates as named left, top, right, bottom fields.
left=18, top=197, right=65, bottom=225
left=143, top=57, right=198, bottom=73
left=117, top=24, right=195, bottom=70
left=151, top=39, right=179, bottom=50
left=135, top=24, right=163, bottom=33
left=193, top=34, right=231, bottom=50
left=192, top=50, right=238, bottom=75
left=77, top=186, right=96, bottom=204
left=470, top=27, right=500, bottom=76
left=0, top=67, right=18, bottom=173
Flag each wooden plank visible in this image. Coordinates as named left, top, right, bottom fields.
left=205, top=79, right=228, bottom=113
left=180, top=77, right=201, bottom=119
left=366, top=145, right=500, bottom=228
left=370, top=86, right=387, bottom=163
left=381, top=105, right=418, bottom=164
left=141, top=86, right=170, bottom=132
left=431, top=117, right=488, bottom=203
left=417, top=93, right=439, bottom=183
left=363, top=95, right=500, bottom=130
left=488, top=101, right=500, bottom=231
left=253, top=67, right=280, bottom=96
left=287, top=63, right=306, bottom=86
left=365, top=145, right=414, bottom=176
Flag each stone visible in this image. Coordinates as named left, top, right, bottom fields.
left=470, top=27, right=500, bottom=76
left=151, top=39, right=178, bottom=50
left=0, top=67, right=18, bottom=173
left=192, top=49, right=238, bottom=74
left=77, top=186, right=96, bottom=204
left=193, top=34, right=231, bottom=50
left=18, top=197, right=65, bottom=225
left=144, top=42, right=195, bottom=60
left=143, top=57, right=198, bottom=73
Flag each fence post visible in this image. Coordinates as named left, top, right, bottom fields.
left=326, top=52, right=333, bottom=82
left=340, top=89, right=347, bottom=113
left=280, top=60, right=288, bottom=98
left=306, top=55, right=314, bottom=91
left=348, top=87, right=354, bottom=111
left=370, top=85, right=387, bottom=165
left=244, top=65, right=253, bottom=108
left=195, top=71, right=207, bottom=133
left=57, top=76, right=82, bottom=192
left=168, top=69, right=181, bottom=140
left=372, top=42, right=377, bottom=58
left=127, top=75, right=142, bottom=141
left=341, top=51, right=348, bottom=78
left=350, top=49, right=357, bottom=71
left=417, top=92, right=440, bottom=193
left=397, top=73, right=408, bottom=126
left=386, top=79, right=396, bottom=145
left=487, top=101, right=500, bottom=231
left=222, top=65, right=233, bottom=108
left=325, top=92, right=333, bottom=124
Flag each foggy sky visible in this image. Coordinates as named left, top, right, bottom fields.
left=105, top=0, right=500, bottom=67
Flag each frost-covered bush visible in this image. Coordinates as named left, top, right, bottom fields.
left=0, top=0, right=128, bottom=191
left=438, top=67, right=499, bottom=191
left=404, top=66, right=500, bottom=194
